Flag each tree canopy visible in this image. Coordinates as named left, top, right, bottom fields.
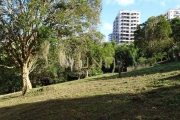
left=170, top=18, right=180, bottom=42
left=0, top=0, right=102, bottom=95
left=134, top=15, right=172, bottom=58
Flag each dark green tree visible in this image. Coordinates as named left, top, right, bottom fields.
left=134, top=15, right=172, bottom=59
left=115, top=44, right=131, bottom=72
left=170, top=18, right=180, bottom=43
left=128, top=43, right=139, bottom=69
left=170, top=18, right=180, bottom=60
left=0, top=49, right=21, bottom=94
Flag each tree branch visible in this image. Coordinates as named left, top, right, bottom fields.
left=0, top=64, right=15, bottom=69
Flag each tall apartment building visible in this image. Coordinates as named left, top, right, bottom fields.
left=112, top=10, right=140, bottom=44
left=108, top=33, right=113, bottom=42
left=164, top=8, right=180, bottom=20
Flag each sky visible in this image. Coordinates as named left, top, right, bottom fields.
left=100, top=0, right=180, bottom=41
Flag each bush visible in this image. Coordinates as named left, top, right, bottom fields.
left=138, top=57, right=147, bottom=66
left=90, top=67, right=102, bottom=76
left=0, top=69, right=22, bottom=95
left=146, top=57, right=156, bottom=66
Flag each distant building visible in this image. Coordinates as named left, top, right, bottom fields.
left=108, top=33, right=113, bottom=42
left=112, top=10, right=140, bottom=44
left=164, top=8, right=180, bottom=20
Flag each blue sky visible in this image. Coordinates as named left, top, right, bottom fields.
left=100, top=0, right=180, bottom=41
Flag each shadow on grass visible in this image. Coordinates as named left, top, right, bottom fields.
left=0, top=85, right=180, bottom=120
left=158, top=74, right=180, bottom=82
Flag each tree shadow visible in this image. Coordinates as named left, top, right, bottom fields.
left=0, top=85, right=180, bottom=120
left=158, top=74, right=180, bottom=82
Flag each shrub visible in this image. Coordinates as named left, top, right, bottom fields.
left=90, top=67, right=102, bottom=76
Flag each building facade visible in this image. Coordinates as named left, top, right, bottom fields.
left=164, top=8, right=180, bottom=20
left=112, top=10, right=140, bottom=44
left=108, top=33, right=113, bottom=42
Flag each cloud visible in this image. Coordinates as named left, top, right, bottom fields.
left=160, top=1, right=166, bottom=7
left=175, top=4, right=180, bottom=8
left=103, top=22, right=113, bottom=31
left=114, top=0, right=135, bottom=6
left=105, top=0, right=135, bottom=6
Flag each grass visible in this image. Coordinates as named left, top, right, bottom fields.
left=0, top=62, right=180, bottom=119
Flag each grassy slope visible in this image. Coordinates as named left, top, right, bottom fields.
left=0, top=62, right=180, bottom=120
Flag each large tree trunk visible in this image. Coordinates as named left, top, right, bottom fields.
left=22, top=62, right=32, bottom=96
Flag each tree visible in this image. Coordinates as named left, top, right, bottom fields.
left=128, top=43, right=139, bottom=69
left=170, top=18, right=180, bottom=60
left=0, top=0, right=102, bottom=95
left=134, top=15, right=172, bottom=58
left=170, top=18, right=180, bottom=43
left=0, top=48, right=21, bottom=94
left=115, top=44, right=130, bottom=76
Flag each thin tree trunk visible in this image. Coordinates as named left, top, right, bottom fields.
left=112, top=58, right=115, bottom=73
left=85, top=57, right=89, bottom=78
left=78, top=71, right=81, bottom=80
left=118, top=61, right=123, bottom=78
left=92, top=57, right=101, bottom=68
left=22, top=62, right=32, bottom=96
left=85, top=69, right=89, bottom=78
left=118, top=65, right=122, bottom=78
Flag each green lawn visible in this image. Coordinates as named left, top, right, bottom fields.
left=0, top=62, right=180, bottom=120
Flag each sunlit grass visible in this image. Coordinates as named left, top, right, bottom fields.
left=0, top=61, right=180, bottom=119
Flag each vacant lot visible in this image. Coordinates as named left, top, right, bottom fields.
left=0, top=62, right=180, bottom=120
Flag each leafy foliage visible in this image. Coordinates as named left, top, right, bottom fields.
left=0, top=52, right=21, bottom=94
left=134, top=15, right=173, bottom=58
left=114, top=43, right=140, bottom=72
left=0, top=68, right=21, bottom=94
left=170, top=18, right=180, bottom=43
left=0, top=0, right=102, bottom=94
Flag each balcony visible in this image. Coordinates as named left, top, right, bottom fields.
left=121, top=13, right=130, bottom=15
left=121, top=20, right=130, bottom=22
left=120, top=16, right=130, bottom=19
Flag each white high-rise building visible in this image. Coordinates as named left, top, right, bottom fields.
left=112, top=10, right=140, bottom=44
left=108, top=33, right=113, bottom=42
left=164, top=8, right=180, bottom=20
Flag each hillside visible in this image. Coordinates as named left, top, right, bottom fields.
left=0, top=62, right=180, bottom=120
